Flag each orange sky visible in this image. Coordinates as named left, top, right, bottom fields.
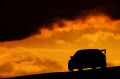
left=0, top=13, right=120, bottom=78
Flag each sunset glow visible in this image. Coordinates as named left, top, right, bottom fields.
left=0, top=13, right=120, bottom=78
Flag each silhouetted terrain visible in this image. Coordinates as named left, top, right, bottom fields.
left=6, top=66, right=120, bottom=79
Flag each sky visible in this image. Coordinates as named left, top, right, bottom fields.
left=0, top=0, right=120, bottom=78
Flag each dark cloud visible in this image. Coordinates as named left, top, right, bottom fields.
left=0, top=0, right=120, bottom=41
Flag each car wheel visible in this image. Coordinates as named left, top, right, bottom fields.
left=68, top=67, right=74, bottom=71
left=101, top=65, right=106, bottom=69
left=68, top=64, right=74, bottom=71
left=92, top=67, right=96, bottom=70
left=101, top=63, right=106, bottom=69
left=78, top=68, right=82, bottom=71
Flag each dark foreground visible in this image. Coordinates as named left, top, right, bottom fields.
left=6, top=66, right=120, bottom=79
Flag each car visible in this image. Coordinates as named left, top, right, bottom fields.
left=68, top=49, right=107, bottom=71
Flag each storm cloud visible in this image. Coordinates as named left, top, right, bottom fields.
left=0, top=0, right=120, bottom=41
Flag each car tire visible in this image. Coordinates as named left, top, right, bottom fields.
left=101, top=65, right=106, bottom=69
left=101, top=62, right=106, bottom=69
left=68, top=67, right=74, bottom=71
left=78, top=68, right=83, bottom=71
left=68, top=64, right=74, bottom=71
left=92, top=67, right=96, bottom=70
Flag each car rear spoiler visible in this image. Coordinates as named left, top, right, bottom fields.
left=100, top=49, right=106, bottom=54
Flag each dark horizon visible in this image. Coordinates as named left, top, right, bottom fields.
left=7, top=66, right=120, bottom=79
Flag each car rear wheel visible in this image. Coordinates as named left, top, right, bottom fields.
left=78, top=68, right=83, bottom=71
left=101, top=65, right=106, bottom=69
left=68, top=67, right=74, bottom=71
left=100, top=62, right=106, bottom=69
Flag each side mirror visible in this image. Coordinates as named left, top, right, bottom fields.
left=70, top=56, right=73, bottom=58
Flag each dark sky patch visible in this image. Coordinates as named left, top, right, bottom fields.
left=0, top=0, right=120, bottom=41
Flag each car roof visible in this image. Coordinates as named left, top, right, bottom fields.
left=74, top=49, right=102, bottom=56
left=76, top=49, right=100, bottom=52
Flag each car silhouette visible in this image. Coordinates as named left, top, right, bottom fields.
left=68, top=49, right=106, bottom=71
